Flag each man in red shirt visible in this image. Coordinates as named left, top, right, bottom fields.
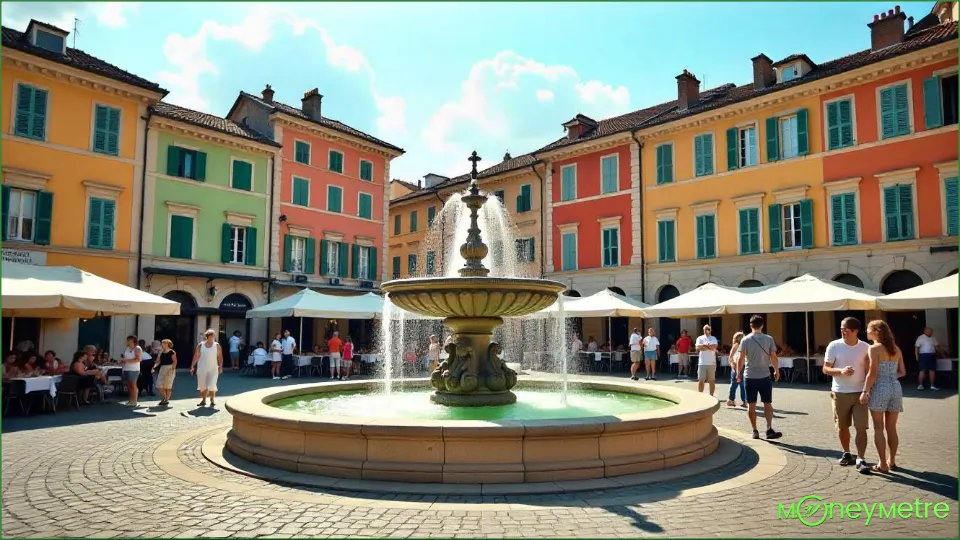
left=676, top=329, right=693, bottom=379
left=328, top=332, right=343, bottom=380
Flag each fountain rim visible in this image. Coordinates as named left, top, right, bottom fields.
left=380, top=276, right=567, bottom=292
left=224, top=379, right=721, bottom=432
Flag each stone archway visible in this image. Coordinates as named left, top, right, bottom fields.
left=737, top=280, right=765, bottom=332
left=656, top=285, right=681, bottom=353
left=832, top=274, right=867, bottom=338
left=156, top=290, right=200, bottom=368
left=882, top=270, right=926, bottom=367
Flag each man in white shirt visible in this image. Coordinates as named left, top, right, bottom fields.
left=586, top=337, right=598, bottom=353
left=641, top=328, right=660, bottom=381
left=228, top=331, right=243, bottom=371
left=695, top=325, right=719, bottom=395
left=915, top=328, right=940, bottom=391
left=628, top=328, right=643, bottom=381
left=822, top=316, right=871, bottom=474
left=280, top=329, right=297, bottom=380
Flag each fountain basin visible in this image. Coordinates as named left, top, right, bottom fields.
left=224, top=379, right=720, bottom=484
left=381, top=276, right=566, bottom=319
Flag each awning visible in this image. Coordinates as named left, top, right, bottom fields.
left=245, top=290, right=436, bottom=320
left=532, top=289, right=649, bottom=318
left=1, top=261, right=180, bottom=318
left=876, top=274, right=958, bottom=311
left=641, top=283, right=767, bottom=318
left=725, top=274, right=881, bottom=313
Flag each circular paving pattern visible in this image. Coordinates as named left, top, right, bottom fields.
left=2, top=372, right=958, bottom=538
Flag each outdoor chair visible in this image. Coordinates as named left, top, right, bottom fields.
left=2, top=380, right=30, bottom=416
left=309, top=356, right=326, bottom=377
left=788, top=360, right=806, bottom=384
left=56, top=376, right=81, bottom=412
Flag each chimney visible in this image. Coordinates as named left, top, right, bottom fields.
left=869, top=6, right=907, bottom=51
left=301, top=88, right=323, bottom=121
left=676, top=69, right=701, bottom=110
left=261, top=84, right=274, bottom=103
left=417, top=179, right=422, bottom=188
left=503, top=151, right=512, bottom=161
left=751, top=54, right=776, bottom=90
left=907, top=16, right=914, bottom=29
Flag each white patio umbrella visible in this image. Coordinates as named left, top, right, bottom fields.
left=641, top=283, right=767, bottom=318
left=534, top=288, right=649, bottom=318
left=876, top=274, right=958, bottom=310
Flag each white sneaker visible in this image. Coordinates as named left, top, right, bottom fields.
left=917, top=385, right=924, bottom=390
left=282, top=375, right=291, bottom=380
left=272, top=376, right=280, bottom=380
left=930, top=385, right=940, bottom=391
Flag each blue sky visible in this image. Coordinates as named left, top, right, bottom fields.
left=2, top=1, right=935, bottom=180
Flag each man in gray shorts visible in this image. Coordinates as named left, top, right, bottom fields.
left=736, top=315, right=782, bottom=440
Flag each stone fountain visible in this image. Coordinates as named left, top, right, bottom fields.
left=381, top=152, right=567, bottom=406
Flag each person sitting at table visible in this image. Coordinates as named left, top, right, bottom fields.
left=668, top=344, right=678, bottom=355
left=586, top=337, right=599, bottom=353
left=2, top=352, right=21, bottom=381
left=98, top=351, right=112, bottom=365
left=137, top=339, right=155, bottom=397
left=82, top=346, right=111, bottom=388
left=252, top=342, right=268, bottom=357
left=67, top=350, right=99, bottom=404
left=19, top=353, right=42, bottom=377
left=41, top=350, right=69, bottom=375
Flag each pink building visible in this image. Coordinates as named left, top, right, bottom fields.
left=228, top=86, right=404, bottom=293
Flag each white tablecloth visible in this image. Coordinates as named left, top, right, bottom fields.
left=11, top=375, right=61, bottom=397
left=360, top=354, right=378, bottom=364
left=591, top=352, right=626, bottom=362
left=669, top=354, right=729, bottom=367
left=777, top=356, right=824, bottom=369
left=937, top=358, right=957, bottom=372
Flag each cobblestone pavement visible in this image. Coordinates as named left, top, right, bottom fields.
left=2, top=371, right=957, bottom=538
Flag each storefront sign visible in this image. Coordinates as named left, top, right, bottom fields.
left=2, top=248, right=47, bottom=266
left=219, top=294, right=252, bottom=312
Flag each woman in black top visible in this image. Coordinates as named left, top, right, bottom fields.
left=67, top=350, right=99, bottom=404
left=151, top=339, right=178, bottom=406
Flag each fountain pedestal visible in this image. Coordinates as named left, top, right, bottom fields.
left=430, top=316, right=517, bottom=406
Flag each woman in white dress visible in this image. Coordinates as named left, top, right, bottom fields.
left=190, top=329, right=223, bottom=407
left=121, top=335, right=143, bottom=407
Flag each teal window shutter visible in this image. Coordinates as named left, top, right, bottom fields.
left=232, top=160, right=253, bottom=191
left=601, top=156, right=617, bottom=193
left=305, top=237, right=316, bottom=274
left=838, top=99, right=854, bottom=148
left=410, top=210, right=418, bottom=232
left=602, top=228, right=619, bottom=267
left=166, top=146, right=181, bottom=176
left=93, top=105, right=121, bottom=155
left=100, top=199, right=115, bottom=249
left=519, top=184, right=532, bottom=212
left=765, top=116, right=779, bottom=162
left=221, top=223, right=233, bottom=263
left=194, top=151, right=207, bottom=181
left=351, top=244, right=360, bottom=278
left=768, top=204, right=782, bottom=253
left=1, top=185, right=9, bottom=240
left=924, top=76, right=943, bottom=129
left=282, top=235, right=293, bottom=271
left=87, top=198, right=103, bottom=249
left=493, top=190, right=505, bottom=204
left=368, top=247, right=378, bottom=280
left=561, top=233, right=576, bottom=271
left=426, top=250, right=436, bottom=275
left=329, top=151, right=344, bottom=173
left=427, top=205, right=436, bottom=226
left=33, top=191, right=53, bottom=245
left=826, top=101, right=841, bottom=150
left=831, top=194, right=858, bottom=246
left=561, top=167, right=576, bottom=201
left=693, top=135, right=703, bottom=176
left=898, top=185, right=914, bottom=240
left=359, top=193, right=372, bottom=219
left=360, top=160, right=373, bottom=181
left=327, top=186, right=342, bottom=213
left=244, top=227, right=257, bottom=266
left=293, top=178, right=309, bottom=206
left=881, top=85, right=911, bottom=139
left=656, top=221, right=666, bottom=262
left=338, top=242, right=349, bottom=277
left=738, top=208, right=760, bottom=255
left=945, top=177, right=959, bottom=236
left=799, top=199, right=814, bottom=248
left=656, top=144, right=673, bottom=184
left=169, top=216, right=193, bottom=259
left=15, top=84, right=47, bottom=140
left=527, top=237, right=536, bottom=263
left=725, top=127, right=738, bottom=171
left=894, top=84, right=910, bottom=137
left=696, top=215, right=716, bottom=259
left=694, top=134, right=713, bottom=177
left=796, top=108, right=809, bottom=155
left=408, top=254, right=417, bottom=275
left=392, top=256, right=400, bottom=278
left=394, top=214, right=401, bottom=235
left=320, top=240, right=329, bottom=275
left=294, top=141, right=310, bottom=164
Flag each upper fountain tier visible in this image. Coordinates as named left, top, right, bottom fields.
left=381, top=151, right=565, bottom=320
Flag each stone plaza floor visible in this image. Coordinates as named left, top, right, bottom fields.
left=1, top=370, right=957, bottom=538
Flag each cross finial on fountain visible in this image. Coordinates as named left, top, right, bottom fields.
left=468, top=151, right=482, bottom=179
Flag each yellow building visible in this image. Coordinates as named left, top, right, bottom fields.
left=388, top=153, right=545, bottom=279
left=1, top=20, right=166, bottom=355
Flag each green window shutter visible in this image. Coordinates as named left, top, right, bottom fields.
left=657, top=221, right=667, bottom=262
left=368, top=247, right=378, bottom=280
left=561, top=167, right=575, bottom=200
left=725, top=127, right=738, bottom=171
left=392, top=256, right=400, bottom=278
left=330, top=151, right=343, bottom=173
left=169, top=216, right=193, bottom=259
left=704, top=214, right=716, bottom=258
left=768, top=204, right=782, bottom=253
left=893, top=84, right=910, bottom=136
left=838, top=99, right=854, bottom=147
left=293, top=178, right=308, bottom=206
left=31, top=88, right=47, bottom=140
left=826, top=101, right=841, bottom=150
left=1, top=185, right=10, bottom=240
left=410, top=210, right=418, bottom=232
left=748, top=208, right=760, bottom=253
left=408, top=254, right=417, bottom=275
left=426, top=250, right=436, bottom=274
left=842, top=193, right=857, bottom=245
left=880, top=87, right=896, bottom=139
left=328, top=186, right=342, bottom=213
left=693, top=135, right=704, bottom=177
left=830, top=194, right=845, bottom=245
left=93, top=105, right=108, bottom=154
left=87, top=198, right=103, bottom=248
left=339, top=242, right=349, bottom=276
left=702, top=134, right=714, bottom=175
left=101, top=199, right=116, bottom=249
left=195, top=151, right=207, bottom=181
left=427, top=205, right=436, bottom=226
left=883, top=186, right=900, bottom=240
left=33, top=191, right=53, bottom=245
left=695, top=215, right=705, bottom=259
left=945, top=177, right=959, bottom=236
left=320, top=240, right=329, bottom=275
left=305, top=237, right=316, bottom=274
left=351, top=244, right=360, bottom=278
left=394, top=214, right=401, bottom=235
left=898, top=185, right=914, bottom=240
left=359, top=193, right=372, bottom=219
left=282, top=234, right=293, bottom=272
left=796, top=108, right=809, bottom=156
left=924, top=76, right=943, bottom=129
left=799, top=198, right=814, bottom=249
left=14, top=84, right=33, bottom=137
left=655, top=146, right=664, bottom=183
left=295, top=141, right=310, bottom=164
left=765, top=116, right=779, bottom=162
left=561, top=233, right=576, bottom=271
left=232, top=160, right=252, bottom=191
left=166, top=146, right=181, bottom=176
left=244, top=227, right=257, bottom=266
left=107, top=108, right=120, bottom=156
left=738, top=209, right=750, bottom=254
left=521, top=184, right=532, bottom=211
left=660, top=145, right=673, bottom=183
left=527, top=237, right=536, bottom=263
left=360, top=161, right=373, bottom=181
left=221, top=223, right=232, bottom=263
left=601, top=157, right=617, bottom=193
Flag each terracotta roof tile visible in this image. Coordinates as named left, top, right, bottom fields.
left=390, top=153, right=539, bottom=204
left=2, top=24, right=166, bottom=95
left=151, top=102, right=281, bottom=147
left=391, top=179, right=422, bottom=192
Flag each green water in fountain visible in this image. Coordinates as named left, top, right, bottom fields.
left=270, top=389, right=674, bottom=421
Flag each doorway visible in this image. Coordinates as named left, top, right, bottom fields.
left=2, top=317, right=40, bottom=353
left=882, top=271, right=926, bottom=372
left=154, top=291, right=198, bottom=368
left=657, top=285, right=681, bottom=351
left=833, top=274, right=867, bottom=341
left=218, top=293, right=252, bottom=355
left=77, top=316, right=111, bottom=352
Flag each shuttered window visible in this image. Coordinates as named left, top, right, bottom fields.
left=231, top=160, right=253, bottom=191
left=695, top=214, right=716, bottom=259
left=93, top=105, right=121, bottom=156
left=327, top=186, right=343, bottom=213
left=657, top=220, right=675, bottom=263
left=560, top=166, right=576, bottom=201
left=600, top=155, right=618, bottom=193
left=879, top=84, right=911, bottom=139
left=358, top=193, right=373, bottom=219
left=360, top=160, right=374, bottom=181
left=656, top=144, right=673, bottom=184
left=693, top=134, right=713, bottom=177
left=516, top=184, right=533, bottom=212
left=738, top=208, right=760, bottom=255
left=392, top=256, right=401, bottom=279
left=87, top=198, right=116, bottom=250
left=14, top=83, right=47, bottom=140
left=561, top=232, right=577, bottom=271
left=945, top=177, right=959, bottom=236
left=328, top=150, right=344, bottom=173
left=294, top=141, right=310, bottom=164
left=427, top=206, right=436, bottom=226
left=602, top=227, right=619, bottom=267
left=830, top=193, right=858, bottom=246
left=883, top=185, right=914, bottom=241
left=292, top=177, right=309, bottom=206
left=169, top=215, right=194, bottom=259
left=826, top=99, right=855, bottom=150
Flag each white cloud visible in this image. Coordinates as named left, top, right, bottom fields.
left=422, top=50, right=631, bottom=177
left=0, top=2, right=139, bottom=33
left=156, top=6, right=406, bottom=138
